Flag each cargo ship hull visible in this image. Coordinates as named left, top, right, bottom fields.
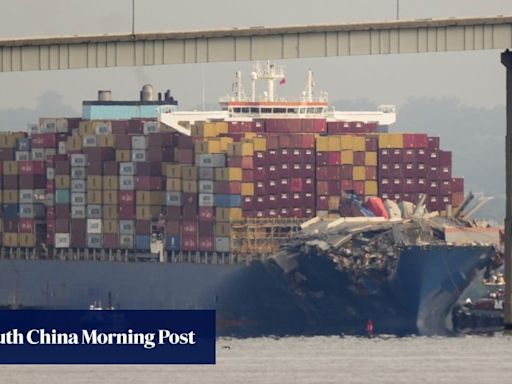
left=0, top=245, right=491, bottom=336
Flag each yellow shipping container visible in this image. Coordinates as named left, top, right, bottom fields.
left=182, top=166, right=198, bottom=180
left=213, top=122, right=228, bottom=135
left=226, top=168, right=242, bottom=181
left=116, top=150, right=131, bottom=162
left=219, top=137, right=233, bottom=152
left=3, top=161, right=18, bottom=175
left=3, top=190, right=18, bottom=204
left=215, top=222, right=233, bottom=236
left=253, top=137, right=267, bottom=151
left=103, top=205, right=118, bottom=220
left=241, top=183, right=254, bottom=196
left=228, top=141, right=254, bottom=157
left=0, top=134, right=17, bottom=148
left=3, top=233, right=18, bottom=247
left=66, top=136, right=83, bottom=152
left=103, top=190, right=118, bottom=205
left=191, top=122, right=219, bottom=138
left=316, top=136, right=329, bottom=151
left=55, top=175, right=70, bottom=189
left=340, top=150, right=353, bottom=164
left=78, top=121, right=95, bottom=135
left=328, top=196, right=340, bottom=211
left=103, top=220, right=119, bottom=234
left=352, top=166, right=366, bottom=181
left=378, top=134, right=389, bottom=148
left=163, top=163, right=182, bottom=179
left=166, top=178, right=182, bottom=192
left=365, top=152, right=378, bottom=166
left=352, top=136, right=366, bottom=151
left=340, top=135, right=354, bottom=150
left=136, top=191, right=164, bottom=205
left=103, top=176, right=119, bottom=190
left=327, top=136, right=341, bottom=151
left=389, top=133, right=404, bottom=148
left=364, top=181, right=378, bottom=196
left=87, top=175, right=103, bottom=190
left=97, top=134, right=115, bottom=148
left=136, top=206, right=151, bottom=220
left=216, top=208, right=243, bottom=222
left=87, top=191, right=102, bottom=205
left=182, top=180, right=198, bottom=194
left=19, top=233, right=35, bottom=247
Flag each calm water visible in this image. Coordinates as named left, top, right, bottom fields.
left=2, top=335, right=512, bottom=383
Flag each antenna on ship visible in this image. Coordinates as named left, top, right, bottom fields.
left=234, top=70, right=246, bottom=101
left=304, top=69, right=315, bottom=102
left=255, top=61, right=285, bottom=102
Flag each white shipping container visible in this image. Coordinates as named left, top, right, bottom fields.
left=46, top=167, right=55, bottom=180
left=87, top=219, right=102, bottom=234
left=55, top=233, right=70, bottom=248
left=58, top=141, right=67, bottom=155
left=56, top=118, right=69, bottom=133
left=71, top=154, right=87, bottom=167
left=215, top=237, right=231, bottom=253
left=131, top=150, right=147, bottom=162
left=15, top=151, right=30, bottom=161
left=131, top=136, right=147, bottom=150
left=71, top=179, right=86, bottom=193
left=83, top=135, right=97, bottom=147
left=119, top=162, right=135, bottom=176
left=143, top=121, right=159, bottom=134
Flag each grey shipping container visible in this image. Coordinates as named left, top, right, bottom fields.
left=119, top=162, right=136, bottom=176
left=131, top=136, right=147, bottom=150
left=87, top=234, right=103, bottom=249
left=71, top=179, right=86, bottom=193
left=197, top=154, right=226, bottom=168
left=71, top=205, right=86, bottom=219
left=71, top=167, right=86, bottom=179
left=119, top=234, right=134, bottom=249
left=19, top=190, right=34, bottom=204
left=83, top=135, right=97, bottom=147
left=15, top=151, right=30, bottom=161
left=199, top=193, right=214, bottom=207
left=87, top=205, right=102, bottom=219
left=47, top=167, right=55, bottom=180
left=199, top=180, right=214, bottom=193
left=44, top=148, right=56, bottom=161
left=119, top=176, right=134, bottom=190
left=19, top=204, right=34, bottom=218
left=215, top=237, right=230, bottom=253
left=198, top=167, right=215, bottom=180
left=31, top=148, right=44, bottom=161
left=119, top=220, right=135, bottom=235
left=166, top=192, right=182, bottom=206
left=131, top=150, right=147, bottom=162
left=45, top=193, right=55, bottom=206
left=71, top=154, right=87, bottom=167
left=71, top=192, right=86, bottom=205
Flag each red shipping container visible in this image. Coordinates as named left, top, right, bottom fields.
left=103, top=161, right=118, bottom=176
left=316, top=166, right=329, bottom=181
left=136, top=220, right=151, bottom=235
left=378, top=148, right=391, bottom=163
left=46, top=181, right=55, bottom=193
left=390, top=163, right=403, bottom=178
left=253, top=166, right=266, bottom=181
left=4, top=219, right=18, bottom=232
left=255, top=180, right=267, bottom=195
left=316, top=151, right=329, bottom=166
left=327, top=152, right=340, bottom=165
left=31, top=133, right=56, bottom=148
left=440, top=180, right=451, bottom=195
left=301, top=119, right=314, bottom=132
left=198, top=221, right=214, bottom=237
left=174, top=148, right=194, bottom=164
left=265, top=149, right=278, bottom=164
left=18, top=218, right=34, bottom=233
left=136, top=162, right=162, bottom=176
left=135, top=176, right=164, bottom=190
left=111, top=120, right=129, bottom=134
left=303, top=192, right=315, bottom=207
left=290, top=207, right=304, bottom=218
left=278, top=134, right=291, bottom=148
left=119, top=191, right=135, bottom=205
left=403, top=178, right=415, bottom=192
left=353, top=151, right=365, bottom=166
left=365, top=166, right=377, bottom=180
left=452, top=192, right=464, bottom=206
left=55, top=204, right=70, bottom=219
left=148, top=132, right=174, bottom=148
left=198, top=237, right=214, bottom=252
left=103, top=234, right=119, bottom=249
left=182, top=221, right=198, bottom=236
left=290, top=164, right=303, bottom=178
left=183, top=207, right=198, bottom=221
left=115, top=135, right=132, bottom=149
left=353, top=181, right=365, bottom=196
left=316, top=195, right=329, bottom=210
left=365, top=136, right=378, bottom=151
left=438, top=150, right=452, bottom=166
left=390, top=149, right=403, bottom=162
left=265, top=180, right=278, bottom=194
left=313, top=119, right=327, bottom=133
left=316, top=181, right=329, bottom=195
left=46, top=206, right=56, bottom=219
left=301, top=135, right=315, bottom=148
left=87, top=161, right=103, bottom=175
left=254, top=196, right=266, bottom=210
left=19, top=175, right=46, bottom=189
left=55, top=160, right=71, bottom=175
left=19, top=161, right=45, bottom=175
left=328, top=180, right=340, bottom=195
left=119, top=205, right=135, bottom=220
left=341, top=179, right=353, bottom=192
left=166, top=220, right=180, bottom=236
left=3, top=175, right=18, bottom=189
left=427, top=136, right=440, bottom=151
left=0, top=148, right=15, bottom=161
left=242, top=169, right=254, bottom=182
left=199, top=207, right=214, bottom=221
left=402, top=149, right=416, bottom=163
left=242, top=196, right=254, bottom=210
left=451, top=177, right=464, bottom=193
left=148, top=147, right=174, bottom=162
left=415, top=179, right=427, bottom=193
left=439, top=165, right=452, bottom=180
left=182, top=235, right=198, bottom=251
left=427, top=166, right=439, bottom=180
left=56, top=219, right=69, bottom=232
left=379, top=179, right=392, bottom=193
left=415, top=148, right=428, bottom=163
left=228, top=121, right=241, bottom=133
left=341, top=165, right=353, bottom=180
left=84, top=147, right=115, bottom=161
left=391, top=178, right=403, bottom=192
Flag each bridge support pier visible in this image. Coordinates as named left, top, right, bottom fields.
left=502, top=49, right=512, bottom=330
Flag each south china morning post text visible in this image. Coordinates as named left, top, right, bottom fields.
left=0, top=310, right=216, bottom=364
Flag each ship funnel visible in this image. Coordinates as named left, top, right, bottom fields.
left=98, top=90, right=112, bottom=101
left=141, top=84, right=155, bottom=101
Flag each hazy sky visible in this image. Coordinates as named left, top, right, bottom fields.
left=1, top=0, right=512, bottom=113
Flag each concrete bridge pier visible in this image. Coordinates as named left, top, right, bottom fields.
left=502, top=49, right=512, bottom=330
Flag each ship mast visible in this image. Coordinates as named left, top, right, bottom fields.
left=255, top=61, right=285, bottom=102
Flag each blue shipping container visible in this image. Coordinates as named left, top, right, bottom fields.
left=135, top=235, right=151, bottom=250
left=214, top=194, right=241, bottom=207
left=2, top=204, right=19, bottom=219
left=55, top=189, right=71, bottom=204
left=165, top=235, right=181, bottom=251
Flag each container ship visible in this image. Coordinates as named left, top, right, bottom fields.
left=0, top=62, right=498, bottom=336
